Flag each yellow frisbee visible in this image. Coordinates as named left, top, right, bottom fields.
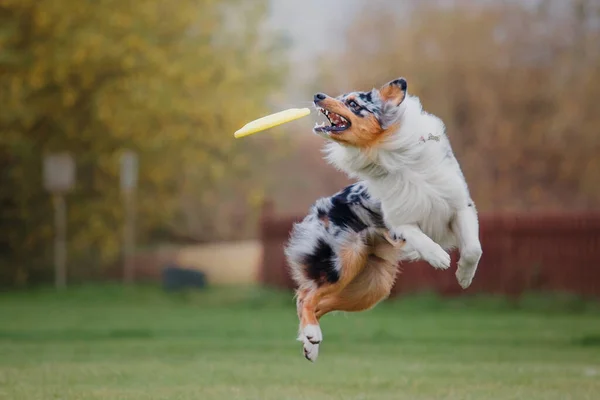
left=234, top=107, right=311, bottom=138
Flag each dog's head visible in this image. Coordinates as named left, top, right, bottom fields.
left=313, top=78, right=407, bottom=147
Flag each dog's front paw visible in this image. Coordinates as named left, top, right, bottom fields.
left=421, top=245, right=451, bottom=270
left=456, top=268, right=474, bottom=289
left=383, top=229, right=405, bottom=247
left=389, top=229, right=406, bottom=243
left=455, top=246, right=482, bottom=289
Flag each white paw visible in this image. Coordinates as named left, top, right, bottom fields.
left=389, top=229, right=406, bottom=243
left=298, top=324, right=322, bottom=362
left=302, top=324, right=322, bottom=345
left=421, top=245, right=451, bottom=270
left=303, top=340, right=319, bottom=362
left=455, top=267, right=474, bottom=289
left=455, top=247, right=481, bottom=289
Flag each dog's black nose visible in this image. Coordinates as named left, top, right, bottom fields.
left=314, top=93, right=327, bottom=102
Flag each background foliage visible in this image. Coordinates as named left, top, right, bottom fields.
left=0, top=0, right=287, bottom=286
left=2, top=0, right=600, bottom=288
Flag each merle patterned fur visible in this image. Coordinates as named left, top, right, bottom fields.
left=285, top=182, right=387, bottom=287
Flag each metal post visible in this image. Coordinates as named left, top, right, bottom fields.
left=53, top=194, right=67, bottom=289
left=123, top=190, right=136, bottom=283
left=44, top=153, right=74, bottom=290
left=120, top=150, right=138, bottom=284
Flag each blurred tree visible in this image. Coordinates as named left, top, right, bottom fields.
left=0, top=0, right=287, bottom=286
left=317, top=0, right=600, bottom=211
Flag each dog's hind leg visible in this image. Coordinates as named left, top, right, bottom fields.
left=298, top=232, right=371, bottom=362
left=315, top=259, right=399, bottom=319
left=297, top=289, right=322, bottom=362
left=295, top=287, right=310, bottom=320
left=314, top=232, right=403, bottom=319
left=452, top=205, right=483, bottom=289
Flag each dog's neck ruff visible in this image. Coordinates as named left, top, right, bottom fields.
left=357, top=150, right=390, bottom=179
left=324, top=95, right=448, bottom=182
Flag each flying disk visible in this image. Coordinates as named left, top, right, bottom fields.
left=234, top=108, right=311, bottom=138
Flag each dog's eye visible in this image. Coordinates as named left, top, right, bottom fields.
left=348, top=100, right=361, bottom=110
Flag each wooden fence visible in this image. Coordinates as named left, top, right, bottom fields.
left=259, top=201, right=600, bottom=298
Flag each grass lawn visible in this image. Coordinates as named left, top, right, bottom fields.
left=0, top=285, right=599, bottom=400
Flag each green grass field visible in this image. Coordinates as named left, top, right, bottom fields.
left=0, top=285, right=599, bottom=400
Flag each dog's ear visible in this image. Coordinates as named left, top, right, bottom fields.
left=379, top=78, right=407, bottom=106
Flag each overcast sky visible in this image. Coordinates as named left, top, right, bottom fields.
left=267, top=0, right=363, bottom=71
left=265, top=0, right=551, bottom=86
left=265, top=0, right=370, bottom=99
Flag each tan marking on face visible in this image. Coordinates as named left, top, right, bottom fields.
left=317, top=96, right=398, bottom=148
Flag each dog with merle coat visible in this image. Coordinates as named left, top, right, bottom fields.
left=285, top=77, right=482, bottom=362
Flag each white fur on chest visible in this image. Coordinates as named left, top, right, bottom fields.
left=366, top=168, right=463, bottom=249
left=324, top=95, right=471, bottom=250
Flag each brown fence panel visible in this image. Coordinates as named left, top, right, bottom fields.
left=260, top=203, right=600, bottom=298
left=259, top=201, right=299, bottom=289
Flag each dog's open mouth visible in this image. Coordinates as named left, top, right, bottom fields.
left=314, top=107, right=350, bottom=133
